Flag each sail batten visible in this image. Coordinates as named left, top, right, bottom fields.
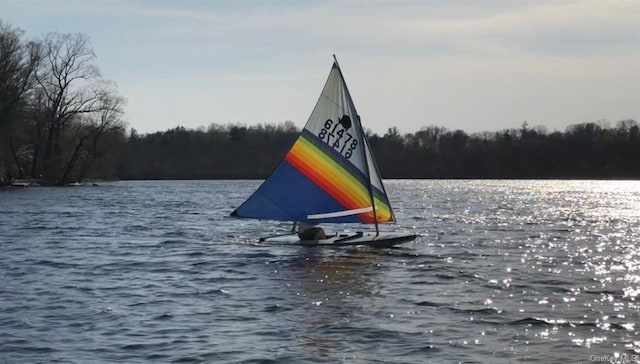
left=308, top=207, right=374, bottom=220
left=231, top=58, right=395, bottom=225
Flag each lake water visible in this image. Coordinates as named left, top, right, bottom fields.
left=1, top=179, right=639, bottom=363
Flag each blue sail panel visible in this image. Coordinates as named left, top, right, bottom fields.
left=231, top=162, right=365, bottom=223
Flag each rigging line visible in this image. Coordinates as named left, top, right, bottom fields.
left=319, top=92, right=346, bottom=111
left=332, top=56, right=380, bottom=235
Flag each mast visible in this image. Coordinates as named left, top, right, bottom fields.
left=332, top=55, right=380, bottom=235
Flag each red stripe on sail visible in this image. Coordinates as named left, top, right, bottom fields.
left=285, top=151, right=369, bottom=222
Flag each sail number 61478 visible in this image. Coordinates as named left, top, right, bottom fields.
left=318, top=119, right=358, bottom=158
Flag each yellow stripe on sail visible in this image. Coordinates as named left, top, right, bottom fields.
left=289, top=136, right=392, bottom=221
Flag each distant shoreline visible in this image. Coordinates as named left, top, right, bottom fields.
left=3, top=176, right=639, bottom=189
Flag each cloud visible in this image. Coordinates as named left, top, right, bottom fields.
left=2, top=0, right=638, bottom=134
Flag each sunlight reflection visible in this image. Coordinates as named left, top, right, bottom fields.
left=377, top=180, right=639, bottom=358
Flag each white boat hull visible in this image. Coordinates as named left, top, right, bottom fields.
left=259, top=231, right=417, bottom=248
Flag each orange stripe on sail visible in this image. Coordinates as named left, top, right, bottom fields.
left=295, top=142, right=369, bottom=206
left=286, top=136, right=393, bottom=223
left=286, top=140, right=372, bottom=216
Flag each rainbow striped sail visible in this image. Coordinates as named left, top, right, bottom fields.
left=231, top=57, right=395, bottom=225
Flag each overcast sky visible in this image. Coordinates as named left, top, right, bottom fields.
left=2, top=0, right=639, bottom=135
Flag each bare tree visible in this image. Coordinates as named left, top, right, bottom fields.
left=60, top=82, right=125, bottom=184
left=0, top=20, right=41, bottom=179
left=33, top=32, right=111, bottom=185
left=0, top=21, right=40, bottom=124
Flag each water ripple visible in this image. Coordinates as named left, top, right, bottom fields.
left=1, top=179, right=639, bottom=363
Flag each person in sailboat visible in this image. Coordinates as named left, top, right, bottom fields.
left=292, top=221, right=330, bottom=240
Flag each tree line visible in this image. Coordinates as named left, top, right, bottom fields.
left=115, top=119, right=639, bottom=180
left=2, top=20, right=638, bottom=184
left=372, top=120, right=639, bottom=179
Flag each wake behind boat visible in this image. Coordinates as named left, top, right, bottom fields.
left=231, top=56, right=417, bottom=247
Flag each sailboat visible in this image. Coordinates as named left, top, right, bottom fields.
left=231, top=56, right=417, bottom=247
